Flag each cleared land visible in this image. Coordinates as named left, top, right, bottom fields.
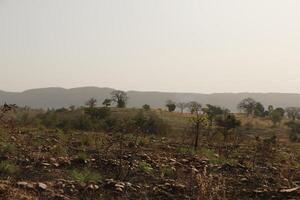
left=0, top=108, right=299, bottom=199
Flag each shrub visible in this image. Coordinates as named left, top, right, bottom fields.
left=138, top=161, right=153, bottom=173
left=71, top=168, right=101, bottom=182
left=84, top=107, right=111, bottom=120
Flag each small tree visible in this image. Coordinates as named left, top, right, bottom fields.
left=165, top=100, right=176, bottom=112
left=237, top=98, right=257, bottom=117
left=177, top=102, right=187, bottom=113
left=85, top=98, right=97, bottom=108
left=102, top=99, right=112, bottom=107
left=215, top=114, right=241, bottom=141
left=202, top=104, right=228, bottom=126
left=286, top=107, right=300, bottom=121
left=187, top=101, right=202, bottom=114
left=111, top=90, right=128, bottom=108
left=285, top=121, right=300, bottom=142
left=254, top=102, right=265, bottom=117
left=190, top=114, right=209, bottom=150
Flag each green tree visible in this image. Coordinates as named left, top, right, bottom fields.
left=285, top=121, right=300, bottom=142
left=270, top=110, right=283, bottom=126
left=111, top=90, right=128, bottom=108
left=165, top=100, right=176, bottom=112
left=142, top=104, right=151, bottom=111
left=274, top=107, right=285, bottom=117
left=215, top=114, right=241, bottom=141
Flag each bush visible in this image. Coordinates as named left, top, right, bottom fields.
left=131, top=111, right=169, bottom=135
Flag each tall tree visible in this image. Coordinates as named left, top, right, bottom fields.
left=254, top=102, right=265, bottom=117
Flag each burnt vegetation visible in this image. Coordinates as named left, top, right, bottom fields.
left=0, top=93, right=299, bottom=199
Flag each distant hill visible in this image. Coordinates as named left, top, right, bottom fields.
left=1, top=87, right=300, bottom=112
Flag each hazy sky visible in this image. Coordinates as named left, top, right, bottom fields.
left=1, top=0, right=300, bottom=93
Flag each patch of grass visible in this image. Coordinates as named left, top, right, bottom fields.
left=176, top=147, right=197, bottom=155
left=199, top=147, right=237, bottom=165
left=0, top=161, right=18, bottom=175
left=0, top=142, right=16, bottom=154
left=77, top=152, right=88, bottom=161
left=70, top=168, right=101, bottom=183
left=160, top=166, right=175, bottom=177
left=51, top=145, right=67, bottom=156
left=138, top=161, right=153, bottom=173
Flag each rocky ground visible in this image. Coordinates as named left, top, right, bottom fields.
left=0, top=127, right=299, bottom=200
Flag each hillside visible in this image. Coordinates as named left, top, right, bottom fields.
left=1, top=87, right=300, bottom=111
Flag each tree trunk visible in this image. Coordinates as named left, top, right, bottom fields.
left=194, top=122, right=200, bottom=150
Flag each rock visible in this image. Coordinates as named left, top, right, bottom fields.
left=88, top=184, right=99, bottom=190
left=17, top=181, right=34, bottom=189
left=280, top=187, right=300, bottom=193
left=38, top=182, right=47, bottom=190
left=42, top=162, right=51, bottom=167
left=240, top=178, right=248, bottom=182
left=181, top=159, right=189, bottom=163
left=115, top=187, right=123, bottom=192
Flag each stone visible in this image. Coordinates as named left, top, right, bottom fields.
left=38, top=182, right=47, bottom=190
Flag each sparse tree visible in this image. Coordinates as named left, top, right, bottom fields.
left=187, top=101, right=202, bottom=114
left=142, top=104, right=150, bottom=111
left=237, top=98, right=257, bottom=116
left=177, top=102, right=187, bottom=113
left=102, top=99, right=112, bottom=107
left=111, top=90, right=128, bottom=108
left=190, top=114, right=209, bottom=150
left=270, top=110, right=283, bottom=126
left=85, top=98, right=97, bottom=108
left=286, top=107, right=300, bottom=121
left=165, top=100, right=176, bottom=112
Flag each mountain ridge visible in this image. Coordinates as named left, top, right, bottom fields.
left=1, top=87, right=300, bottom=111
